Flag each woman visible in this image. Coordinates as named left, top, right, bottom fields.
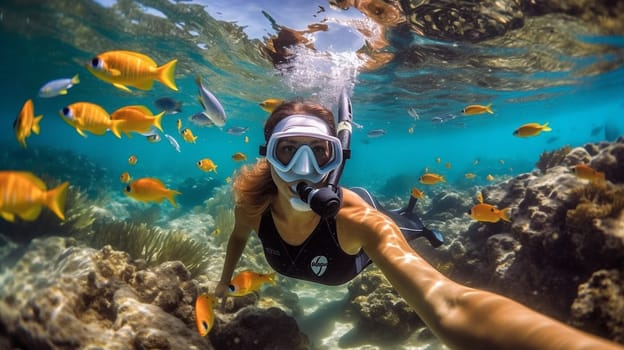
left=215, top=100, right=623, bottom=350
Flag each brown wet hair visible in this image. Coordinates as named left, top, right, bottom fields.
left=263, top=100, right=337, bottom=141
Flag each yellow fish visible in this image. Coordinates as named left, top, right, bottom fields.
left=120, top=172, right=132, bottom=183
left=408, top=127, right=414, bottom=134
left=228, top=270, right=276, bottom=297
left=14, top=99, right=43, bottom=148
left=465, top=173, right=476, bottom=179
left=195, top=294, right=216, bottom=336
left=182, top=128, right=197, bottom=143
left=86, top=50, right=178, bottom=92
left=0, top=171, right=69, bottom=222
left=225, top=176, right=232, bottom=184
left=572, top=163, right=605, bottom=183
left=59, top=102, right=121, bottom=138
left=410, top=187, right=425, bottom=199
left=244, top=135, right=249, bottom=144
left=445, top=162, right=452, bottom=169
left=232, top=152, right=247, bottom=161
left=513, top=122, right=552, bottom=137
left=123, top=177, right=181, bottom=207
left=259, top=98, right=285, bottom=113
left=486, top=174, right=494, bottom=181
left=128, top=155, right=138, bottom=165
left=462, top=103, right=493, bottom=115
left=469, top=202, right=511, bottom=223
left=176, top=119, right=182, bottom=133
left=197, top=158, right=218, bottom=173
left=110, top=105, right=164, bottom=136
left=419, top=173, right=445, bottom=185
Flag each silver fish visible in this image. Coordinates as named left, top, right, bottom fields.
left=226, top=126, right=249, bottom=135
left=367, top=129, right=386, bottom=138
left=164, top=133, right=181, bottom=152
left=38, top=74, right=80, bottom=98
left=188, top=112, right=215, bottom=127
left=407, top=106, right=420, bottom=120
left=146, top=133, right=161, bottom=143
left=431, top=113, right=456, bottom=123
left=195, top=75, right=227, bottom=127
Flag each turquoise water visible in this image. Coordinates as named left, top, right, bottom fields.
left=1, top=1, right=624, bottom=348
left=1, top=2, right=623, bottom=194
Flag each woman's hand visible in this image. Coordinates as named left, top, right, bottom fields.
left=214, top=281, right=230, bottom=310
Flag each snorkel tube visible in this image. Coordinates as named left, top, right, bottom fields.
left=296, top=89, right=353, bottom=218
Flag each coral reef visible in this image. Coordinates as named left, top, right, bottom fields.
left=570, top=269, right=624, bottom=343
left=421, top=139, right=624, bottom=342
left=0, top=237, right=211, bottom=349
left=210, top=306, right=310, bottom=350
left=340, top=270, right=425, bottom=347
left=0, top=237, right=311, bottom=350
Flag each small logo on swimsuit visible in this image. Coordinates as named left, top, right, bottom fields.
left=310, top=255, right=328, bottom=277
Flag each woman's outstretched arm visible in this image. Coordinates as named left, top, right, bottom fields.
left=341, top=200, right=623, bottom=350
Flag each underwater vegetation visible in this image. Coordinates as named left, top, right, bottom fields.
left=536, top=145, right=572, bottom=174
left=83, top=221, right=210, bottom=276
left=567, top=181, right=624, bottom=229
left=203, top=184, right=235, bottom=243
left=564, top=180, right=624, bottom=270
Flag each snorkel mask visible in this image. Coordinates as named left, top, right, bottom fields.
left=264, top=115, right=343, bottom=184
left=260, top=90, right=353, bottom=217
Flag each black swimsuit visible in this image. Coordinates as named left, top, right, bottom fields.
left=257, top=187, right=443, bottom=286
left=257, top=210, right=372, bottom=286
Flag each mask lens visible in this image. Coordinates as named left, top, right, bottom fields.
left=275, top=137, right=333, bottom=167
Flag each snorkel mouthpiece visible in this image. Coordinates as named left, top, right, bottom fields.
left=296, top=182, right=341, bottom=218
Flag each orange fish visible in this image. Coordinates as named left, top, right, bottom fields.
left=513, top=122, right=552, bottom=137
left=123, top=177, right=181, bottom=207
left=462, top=103, right=493, bottom=115
left=259, top=98, right=284, bottom=113
left=419, top=173, right=445, bottom=185
left=465, top=173, right=476, bottom=179
left=14, top=99, right=43, bottom=148
left=182, top=128, right=197, bottom=143
left=120, top=172, right=132, bottom=183
left=468, top=191, right=510, bottom=223
left=232, top=152, right=247, bottom=161
left=0, top=171, right=69, bottom=222
left=195, top=294, right=216, bottom=336
left=469, top=203, right=511, bottom=223
left=228, top=270, right=276, bottom=297
left=128, top=155, right=138, bottom=165
left=110, top=105, right=164, bottom=136
left=197, top=158, right=218, bottom=173
left=58, top=102, right=121, bottom=138
left=85, top=50, right=178, bottom=92
left=572, top=163, right=605, bottom=183
left=410, top=187, right=425, bottom=199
